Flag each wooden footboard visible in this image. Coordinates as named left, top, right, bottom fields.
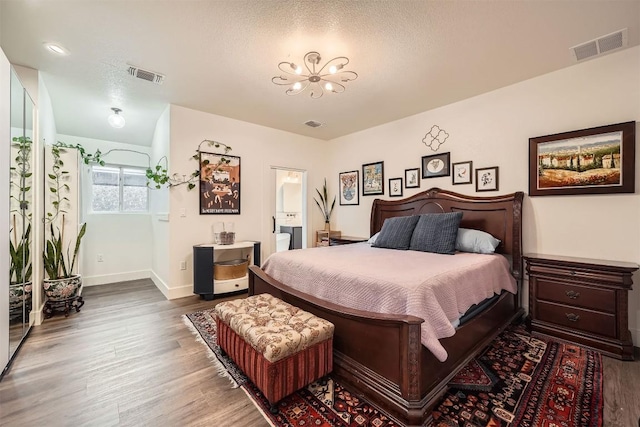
left=249, top=265, right=524, bottom=426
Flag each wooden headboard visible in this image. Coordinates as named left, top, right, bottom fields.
left=370, top=188, right=524, bottom=280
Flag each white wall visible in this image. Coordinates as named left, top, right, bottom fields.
left=164, top=105, right=327, bottom=298
left=149, top=106, right=171, bottom=295
left=58, top=135, right=154, bottom=286
left=328, top=46, right=640, bottom=345
left=1, top=47, right=11, bottom=372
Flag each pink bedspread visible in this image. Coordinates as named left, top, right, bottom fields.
left=262, top=243, right=517, bottom=361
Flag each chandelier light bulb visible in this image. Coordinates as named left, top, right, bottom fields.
left=329, top=65, right=337, bottom=74
left=324, top=82, right=333, bottom=91
left=108, top=107, right=126, bottom=128
left=293, top=82, right=302, bottom=90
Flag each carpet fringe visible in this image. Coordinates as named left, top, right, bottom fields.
left=181, top=314, right=239, bottom=388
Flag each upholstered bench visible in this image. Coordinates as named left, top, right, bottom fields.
left=213, top=293, right=334, bottom=408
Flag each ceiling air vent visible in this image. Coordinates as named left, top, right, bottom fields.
left=127, top=65, right=165, bottom=85
left=571, top=28, right=627, bottom=62
left=304, top=120, right=323, bottom=128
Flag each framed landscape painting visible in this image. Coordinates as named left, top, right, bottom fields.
left=199, top=152, right=241, bottom=214
left=362, top=161, right=384, bottom=196
left=529, top=121, right=635, bottom=196
left=339, top=170, right=359, bottom=206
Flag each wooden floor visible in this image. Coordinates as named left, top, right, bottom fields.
left=1, top=280, right=639, bottom=427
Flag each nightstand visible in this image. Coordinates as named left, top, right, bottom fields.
left=524, top=253, right=638, bottom=360
left=316, top=230, right=341, bottom=247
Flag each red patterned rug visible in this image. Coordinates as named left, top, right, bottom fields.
left=185, top=310, right=603, bottom=427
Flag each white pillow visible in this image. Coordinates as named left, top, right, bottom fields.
left=367, top=232, right=380, bottom=245
left=455, top=228, right=500, bottom=254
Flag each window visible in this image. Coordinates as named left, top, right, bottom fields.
left=92, top=165, right=148, bottom=212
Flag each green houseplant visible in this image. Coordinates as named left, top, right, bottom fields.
left=42, top=144, right=87, bottom=308
left=314, top=178, right=336, bottom=230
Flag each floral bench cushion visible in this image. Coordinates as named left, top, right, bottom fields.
left=213, top=294, right=334, bottom=363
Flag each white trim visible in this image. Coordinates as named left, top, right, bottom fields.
left=150, top=270, right=194, bottom=300
left=82, top=269, right=151, bottom=286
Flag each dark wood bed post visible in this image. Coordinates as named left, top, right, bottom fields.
left=250, top=188, right=525, bottom=426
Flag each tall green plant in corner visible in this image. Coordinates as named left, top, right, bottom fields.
left=42, top=145, right=87, bottom=311
left=314, top=178, right=336, bottom=228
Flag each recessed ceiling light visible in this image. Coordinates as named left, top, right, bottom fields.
left=43, top=42, right=68, bottom=55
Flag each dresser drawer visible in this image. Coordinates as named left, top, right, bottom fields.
left=536, top=301, right=616, bottom=338
left=528, top=264, right=621, bottom=284
left=536, top=279, right=615, bottom=312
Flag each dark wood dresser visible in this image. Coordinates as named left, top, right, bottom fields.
left=524, top=253, right=638, bottom=360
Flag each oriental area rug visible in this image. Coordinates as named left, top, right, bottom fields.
left=184, top=309, right=603, bottom=427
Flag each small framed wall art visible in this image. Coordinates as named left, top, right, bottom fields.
left=199, top=152, right=241, bottom=214
left=389, top=178, right=403, bottom=197
left=404, top=168, right=420, bottom=188
left=452, top=161, right=473, bottom=185
left=338, top=170, right=359, bottom=206
left=476, top=166, right=499, bottom=192
left=528, top=121, right=635, bottom=196
left=362, top=161, right=384, bottom=196
left=422, top=152, right=450, bottom=179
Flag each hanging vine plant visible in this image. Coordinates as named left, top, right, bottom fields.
left=53, top=139, right=232, bottom=190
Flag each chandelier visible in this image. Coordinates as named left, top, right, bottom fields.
left=272, top=51, right=358, bottom=99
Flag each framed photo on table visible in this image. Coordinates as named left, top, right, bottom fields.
left=338, top=170, right=359, bottom=206
left=422, top=152, right=450, bottom=179
left=476, top=166, right=499, bottom=192
left=362, top=161, right=384, bottom=196
left=528, top=121, right=635, bottom=196
left=404, top=168, right=420, bottom=188
left=389, top=178, right=403, bottom=197
left=452, top=161, right=473, bottom=185
left=199, top=152, right=241, bottom=214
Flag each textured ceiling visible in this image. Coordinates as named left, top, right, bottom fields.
left=1, top=1, right=639, bottom=146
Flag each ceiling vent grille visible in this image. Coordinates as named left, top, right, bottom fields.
left=304, top=120, right=323, bottom=128
left=571, top=28, right=627, bottom=62
left=127, top=65, right=165, bottom=85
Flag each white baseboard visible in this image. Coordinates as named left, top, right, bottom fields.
left=83, top=270, right=151, bottom=287
left=150, top=270, right=194, bottom=300
left=631, top=327, right=638, bottom=348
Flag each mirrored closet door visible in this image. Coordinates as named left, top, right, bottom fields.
left=8, top=67, right=34, bottom=358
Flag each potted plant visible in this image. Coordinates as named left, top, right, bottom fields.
left=9, top=221, right=32, bottom=319
left=42, top=144, right=87, bottom=312
left=314, top=178, right=336, bottom=231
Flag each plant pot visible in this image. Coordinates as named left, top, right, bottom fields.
left=324, top=222, right=330, bottom=231
left=43, top=275, right=82, bottom=301
left=9, top=281, right=32, bottom=319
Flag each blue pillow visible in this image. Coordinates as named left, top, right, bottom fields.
left=409, top=212, right=463, bottom=255
left=456, top=228, right=501, bottom=254
left=372, top=215, right=420, bottom=250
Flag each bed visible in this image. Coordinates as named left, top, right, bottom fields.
left=248, top=187, right=525, bottom=426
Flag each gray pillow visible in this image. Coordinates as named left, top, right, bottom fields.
left=456, top=228, right=501, bottom=254
left=409, top=212, right=463, bottom=255
left=372, top=215, right=420, bottom=250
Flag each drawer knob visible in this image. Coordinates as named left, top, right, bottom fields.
left=235, top=284, right=239, bottom=288
left=565, top=290, right=580, bottom=299
left=566, top=313, right=580, bottom=322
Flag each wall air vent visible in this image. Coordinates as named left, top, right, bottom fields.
left=304, top=120, right=323, bottom=128
left=127, top=65, right=165, bottom=85
left=571, top=28, right=627, bottom=62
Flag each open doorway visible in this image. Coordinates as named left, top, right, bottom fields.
left=272, top=168, right=307, bottom=256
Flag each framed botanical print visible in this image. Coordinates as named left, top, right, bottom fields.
left=476, top=166, right=499, bottom=192
left=339, top=170, right=359, bottom=205
left=452, top=161, right=473, bottom=185
left=389, top=178, right=403, bottom=197
left=199, top=152, right=241, bottom=214
left=362, top=161, right=384, bottom=196
left=404, top=168, right=420, bottom=188
left=422, top=152, right=450, bottom=179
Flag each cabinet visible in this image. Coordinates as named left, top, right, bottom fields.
left=524, top=253, right=638, bottom=360
left=279, top=225, right=302, bottom=250
left=315, top=230, right=341, bottom=247
left=193, top=241, right=261, bottom=300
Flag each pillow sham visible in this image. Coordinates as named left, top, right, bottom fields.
left=372, top=215, right=420, bottom=250
left=367, top=232, right=380, bottom=245
left=409, top=212, right=463, bottom=255
left=455, top=228, right=501, bottom=254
